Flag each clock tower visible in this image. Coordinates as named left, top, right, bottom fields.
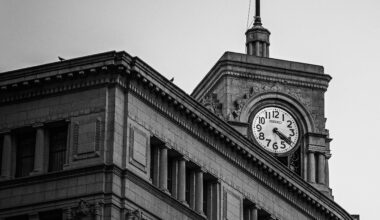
left=191, top=0, right=333, bottom=197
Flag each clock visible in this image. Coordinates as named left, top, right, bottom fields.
left=251, top=107, right=299, bottom=155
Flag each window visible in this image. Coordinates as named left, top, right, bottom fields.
left=185, top=167, right=195, bottom=208
left=16, top=130, right=35, bottom=177
left=39, top=209, right=62, bottom=220
left=167, top=156, right=174, bottom=194
left=48, top=125, right=68, bottom=172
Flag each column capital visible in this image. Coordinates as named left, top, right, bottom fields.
left=181, top=155, right=190, bottom=161
left=160, top=143, right=171, bottom=149
left=32, top=122, right=44, bottom=128
left=198, top=167, right=207, bottom=173
left=0, top=129, right=11, bottom=134
left=269, top=215, right=278, bottom=220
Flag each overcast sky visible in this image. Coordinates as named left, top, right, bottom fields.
left=0, top=0, right=379, bottom=219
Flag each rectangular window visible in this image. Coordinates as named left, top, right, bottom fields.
left=185, top=168, right=194, bottom=207
left=39, top=209, right=62, bottom=220
left=167, top=156, right=174, bottom=194
left=48, top=125, right=68, bottom=172
left=16, top=130, right=35, bottom=177
left=204, top=174, right=219, bottom=220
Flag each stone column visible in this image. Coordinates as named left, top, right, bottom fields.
left=250, top=205, right=258, bottom=220
left=317, top=153, right=326, bottom=184
left=195, top=169, right=205, bottom=215
left=177, top=157, right=187, bottom=205
left=1, top=131, right=12, bottom=179
left=32, top=123, right=45, bottom=175
left=263, top=43, right=267, bottom=57
left=255, top=42, right=260, bottom=56
left=307, top=151, right=316, bottom=183
left=159, top=146, right=169, bottom=193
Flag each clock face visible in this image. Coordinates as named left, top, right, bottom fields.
left=251, top=107, right=299, bottom=155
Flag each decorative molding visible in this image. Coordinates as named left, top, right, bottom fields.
left=200, top=93, right=224, bottom=119
left=129, top=125, right=149, bottom=173
left=72, top=117, right=102, bottom=161
left=225, top=71, right=329, bottom=90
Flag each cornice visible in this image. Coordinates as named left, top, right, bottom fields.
left=0, top=65, right=130, bottom=106
left=191, top=52, right=332, bottom=100
left=0, top=51, right=131, bottom=93
left=129, top=57, right=352, bottom=220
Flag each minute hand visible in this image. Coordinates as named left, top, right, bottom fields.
left=273, top=128, right=292, bottom=145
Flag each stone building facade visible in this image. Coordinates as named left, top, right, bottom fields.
left=0, top=6, right=357, bottom=220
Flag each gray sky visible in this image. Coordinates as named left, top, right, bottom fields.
left=1, top=0, right=378, bottom=219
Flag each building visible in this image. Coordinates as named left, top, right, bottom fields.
left=0, top=2, right=357, bottom=220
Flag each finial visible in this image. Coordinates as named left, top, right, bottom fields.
left=254, top=0, right=262, bottom=26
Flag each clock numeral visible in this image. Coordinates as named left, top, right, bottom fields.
left=265, top=111, right=270, bottom=119
left=287, top=120, right=293, bottom=128
left=273, top=111, right=279, bottom=118
left=282, top=114, right=285, bottom=121
left=273, top=142, right=278, bottom=150
left=259, top=117, right=265, bottom=124
left=258, top=132, right=265, bottom=140
left=289, top=129, right=295, bottom=137
left=265, top=139, right=271, bottom=147
left=280, top=140, right=286, bottom=149
left=256, top=124, right=262, bottom=132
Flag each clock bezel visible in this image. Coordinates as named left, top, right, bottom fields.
left=248, top=102, right=303, bottom=157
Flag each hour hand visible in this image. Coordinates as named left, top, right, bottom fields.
left=273, top=128, right=292, bottom=145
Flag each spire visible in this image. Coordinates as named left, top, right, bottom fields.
left=246, top=0, right=271, bottom=57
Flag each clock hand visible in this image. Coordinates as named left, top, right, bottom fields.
left=273, top=128, right=292, bottom=145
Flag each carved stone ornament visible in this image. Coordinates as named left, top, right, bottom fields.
left=126, top=209, right=143, bottom=220
left=76, top=200, right=91, bottom=216
left=64, top=199, right=102, bottom=220
left=229, top=82, right=324, bottom=132
left=231, top=88, right=255, bottom=120
left=201, top=93, right=223, bottom=119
